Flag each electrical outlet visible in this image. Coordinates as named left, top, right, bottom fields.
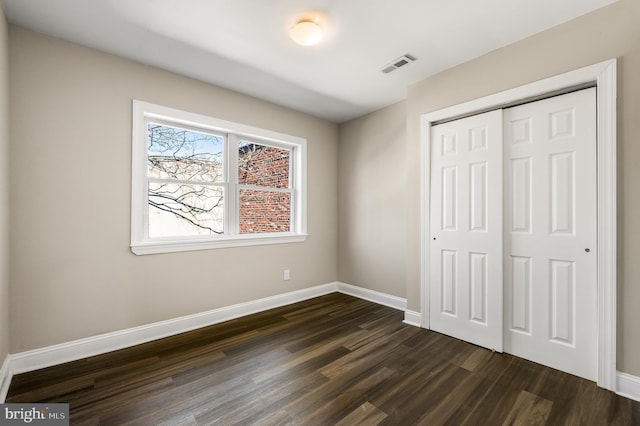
left=283, top=269, right=291, bottom=281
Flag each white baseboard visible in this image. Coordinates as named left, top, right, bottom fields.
left=403, top=310, right=422, bottom=327
left=336, top=282, right=406, bottom=311
left=0, top=355, right=10, bottom=403
left=6, top=282, right=339, bottom=381
left=2, top=281, right=637, bottom=404
left=617, top=371, right=640, bottom=402
left=1, top=282, right=408, bottom=398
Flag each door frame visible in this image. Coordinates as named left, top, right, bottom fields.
left=419, top=59, right=617, bottom=390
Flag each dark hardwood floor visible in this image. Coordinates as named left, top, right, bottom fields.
left=7, top=293, right=640, bottom=425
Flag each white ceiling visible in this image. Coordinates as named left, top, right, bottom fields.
left=1, top=0, right=618, bottom=123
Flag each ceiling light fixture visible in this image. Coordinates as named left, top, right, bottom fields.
left=290, top=20, right=323, bottom=46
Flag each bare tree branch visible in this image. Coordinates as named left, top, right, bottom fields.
left=147, top=124, right=224, bottom=234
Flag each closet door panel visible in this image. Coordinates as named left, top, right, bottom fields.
left=429, top=110, right=503, bottom=351
left=504, top=88, right=597, bottom=381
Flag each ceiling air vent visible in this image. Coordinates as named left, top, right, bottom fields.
left=381, top=54, right=417, bottom=74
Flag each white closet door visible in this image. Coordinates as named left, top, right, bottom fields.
left=429, top=110, right=503, bottom=351
left=504, top=88, right=597, bottom=380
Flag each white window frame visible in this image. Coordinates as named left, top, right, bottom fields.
left=131, top=100, right=307, bottom=255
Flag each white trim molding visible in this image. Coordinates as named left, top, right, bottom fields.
left=403, top=310, right=422, bottom=327
left=6, top=283, right=338, bottom=380
left=336, top=282, right=407, bottom=311
left=2, top=281, right=637, bottom=403
left=617, top=372, right=640, bottom=402
left=0, top=356, right=10, bottom=403
left=0, top=282, right=411, bottom=401
left=420, top=59, right=617, bottom=391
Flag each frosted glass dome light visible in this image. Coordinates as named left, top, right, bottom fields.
left=290, top=20, right=323, bottom=46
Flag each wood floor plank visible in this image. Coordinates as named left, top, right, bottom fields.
left=459, top=357, right=545, bottom=425
left=320, top=326, right=416, bottom=380
left=6, top=293, right=639, bottom=425
left=72, top=377, right=176, bottom=424
left=222, top=371, right=329, bottom=425
left=375, top=363, right=473, bottom=425
left=502, top=390, right=553, bottom=425
left=413, top=369, right=486, bottom=425
left=249, top=409, right=293, bottom=426
left=461, top=347, right=494, bottom=372
left=335, top=401, right=387, bottom=426
left=250, top=328, right=366, bottom=384
left=434, top=353, right=515, bottom=425
left=294, top=366, right=396, bottom=425
left=195, top=347, right=350, bottom=424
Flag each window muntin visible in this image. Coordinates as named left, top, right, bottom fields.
left=131, top=100, right=307, bottom=254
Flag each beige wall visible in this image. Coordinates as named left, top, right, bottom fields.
left=404, top=0, right=640, bottom=375
left=337, top=101, right=406, bottom=297
left=0, top=5, right=10, bottom=362
left=8, top=27, right=338, bottom=353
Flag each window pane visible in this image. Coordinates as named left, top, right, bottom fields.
left=239, top=189, right=290, bottom=234
left=238, top=141, right=289, bottom=188
left=148, top=123, right=224, bottom=183
left=148, top=183, right=224, bottom=237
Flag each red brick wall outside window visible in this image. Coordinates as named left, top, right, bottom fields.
left=238, top=143, right=291, bottom=234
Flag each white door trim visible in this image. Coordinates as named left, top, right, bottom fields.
left=419, top=59, right=617, bottom=390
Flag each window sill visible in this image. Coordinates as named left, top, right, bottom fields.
left=131, top=233, right=308, bottom=255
